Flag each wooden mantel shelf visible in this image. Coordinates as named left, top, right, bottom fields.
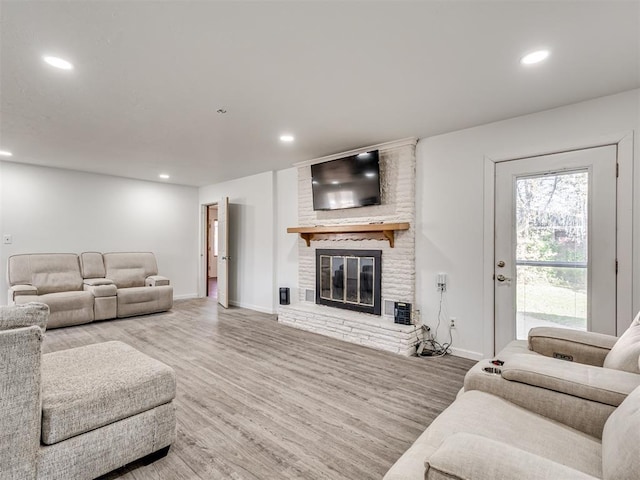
left=287, top=222, right=410, bottom=248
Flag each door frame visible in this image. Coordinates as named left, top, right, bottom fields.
left=482, top=131, right=634, bottom=356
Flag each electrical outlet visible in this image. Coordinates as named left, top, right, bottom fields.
left=450, top=317, right=456, bottom=328
left=436, top=273, right=447, bottom=292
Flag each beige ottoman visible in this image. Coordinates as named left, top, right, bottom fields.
left=37, top=341, right=176, bottom=479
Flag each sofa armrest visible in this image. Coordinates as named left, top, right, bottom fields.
left=502, top=353, right=640, bottom=407
left=8, top=284, right=38, bottom=302
left=0, top=303, right=49, bottom=332
left=146, top=275, right=170, bottom=287
left=83, top=278, right=114, bottom=286
left=528, top=327, right=618, bottom=366
left=426, top=433, right=598, bottom=480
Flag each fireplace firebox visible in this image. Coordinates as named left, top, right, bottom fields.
left=315, top=249, right=382, bottom=315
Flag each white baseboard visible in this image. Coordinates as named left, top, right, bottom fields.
left=228, top=300, right=275, bottom=315
left=174, top=293, right=199, bottom=300
left=449, top=347, right=484, bottom=361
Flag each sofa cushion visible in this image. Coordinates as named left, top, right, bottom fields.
left=464, top=357, right=616, bottom=439
left=425, top=433, right=599, bottom=480
left=502, top=353, right=640, bottom=407
left=601, top=385, right=640, bottom=480
left=603, top=312, right=640, bottom=373
left=116, top=286, right=173, bottom=318
left=103, top=252, right=159, bottom=288
left=383, top=390, right=602, bottom=480
left=41, top=341, right=176, bottom=445
left=79, top=251, right=106, bottom=279
left=8, top=254, right=83, bottom=294
left=15, top=291, right=94, bottom=328
left=529, top=327, right=617, bottom=367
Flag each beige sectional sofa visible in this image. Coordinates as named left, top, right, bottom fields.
left=385, top=317, right=640, bottom=479
left=384, top=383, right=640, bottom=480
left=8, top=252, right=173, bottom=328
left=1, top=303, right=177, bottom=478
left=463, top=316, right=640, bottom=438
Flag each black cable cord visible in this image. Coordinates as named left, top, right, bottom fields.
left=418, top=289, right=452, bottom=357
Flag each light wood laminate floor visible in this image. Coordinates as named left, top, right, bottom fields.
left=42, top=298, right=474, bottom=480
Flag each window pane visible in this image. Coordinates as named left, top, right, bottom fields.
left=320, top=256, right=331, bottom=299
left=516, top=265, right=587, bottom=339
left=360, top=257, right=374, bottom=306
left=516, top=172, right=588, bottom=263
left=331, top=257, right=344, bottom=301
left=345, top=257, right=359, bottom=303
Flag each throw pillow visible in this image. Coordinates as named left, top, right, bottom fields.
left=603, top=312, right=640, bottom=373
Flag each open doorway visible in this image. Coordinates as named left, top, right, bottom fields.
left=206, top=204, right=219, bottom=299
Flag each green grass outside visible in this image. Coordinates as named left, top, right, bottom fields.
left=516, top=282, right=587, bottom=329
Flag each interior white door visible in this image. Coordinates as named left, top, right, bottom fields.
left=217, top=196, right=229, bottom=308
left=494, top=146, right=617, bottom=352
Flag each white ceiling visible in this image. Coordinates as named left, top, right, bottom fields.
left=1, top=1, right=638, bottom=187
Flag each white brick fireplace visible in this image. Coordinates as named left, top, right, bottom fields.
left=278, top=138, right=422, bottom=356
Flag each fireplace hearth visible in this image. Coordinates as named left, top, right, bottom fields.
left=315, top=249, right=382, bottom=315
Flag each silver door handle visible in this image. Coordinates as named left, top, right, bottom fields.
left=496, top=274, right=511, bottom=282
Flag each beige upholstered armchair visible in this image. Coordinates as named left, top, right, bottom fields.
left=464, top=313, right=640, bottom=437
left=0, top=303, right=177, bottom=478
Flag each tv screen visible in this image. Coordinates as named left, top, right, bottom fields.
left=311, top=150, right=381, bottom=211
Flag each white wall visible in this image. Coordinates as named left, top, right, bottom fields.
left=0, top=162, right=200, bottom=303
left=275, top=167, right=299, bottom=303
left=199, top=171, right=282, bottom=313
left=416, top=89, right=640, bottom=359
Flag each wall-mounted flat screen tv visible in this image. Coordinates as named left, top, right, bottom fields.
left=311, top=150, right=381, bottom=211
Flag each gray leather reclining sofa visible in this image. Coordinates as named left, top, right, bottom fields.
left=7, top=252, right=173, bottom=328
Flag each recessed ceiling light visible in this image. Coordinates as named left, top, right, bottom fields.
left=365, top=172, right=376, bottom=178
left=0, top=150, right=13, bottom=157
left=43, top=55, right=74, bottom=70
left=280, top=134, right=294, bottom=142
left=159, top=174, right=170, bottom=179
left=520, top=50, right=550, bottom=65
left=331, top=181, right=339, bottom=185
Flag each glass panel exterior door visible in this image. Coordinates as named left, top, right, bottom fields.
left=494, top=145, right=617, bottom=352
